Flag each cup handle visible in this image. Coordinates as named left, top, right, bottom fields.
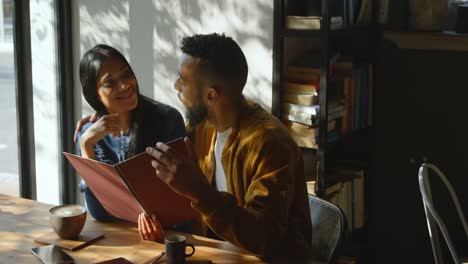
left=185, top=243, right=195, bottom=257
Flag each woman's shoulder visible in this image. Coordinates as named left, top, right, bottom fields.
left=78, top=121, right=94, bottom=136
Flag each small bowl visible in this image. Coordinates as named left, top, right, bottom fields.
left=49, top=204, right=87, bottom=239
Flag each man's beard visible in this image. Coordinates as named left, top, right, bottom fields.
left=186, top=103, right=208, bottom=128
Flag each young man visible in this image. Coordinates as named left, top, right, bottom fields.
left=143, top=33, right=312, bottom=258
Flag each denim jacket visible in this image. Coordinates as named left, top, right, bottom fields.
left=76, top=100, right=186, bottom=221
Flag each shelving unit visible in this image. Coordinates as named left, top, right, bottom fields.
left=273, top=0, right=333, bottom=198
left=273, top=1, right=377, bottom=261
left=273, top=0, right=376, bottom=197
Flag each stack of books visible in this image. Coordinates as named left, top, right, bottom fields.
left=285, top=16, right=344, bottom=30
left=281, top=65, right=320, bottom=148
left=282, top=57, right=345, bottom=149
left=307, top=166, right=366, bottom=233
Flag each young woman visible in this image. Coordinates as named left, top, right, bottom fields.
left=76, top=45, right=186, bottom=238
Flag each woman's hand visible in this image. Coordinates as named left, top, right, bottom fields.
left=79, top=114, right=122, bottom=159
left=138, top=212, right=165, bottom=243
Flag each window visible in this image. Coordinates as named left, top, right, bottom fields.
left=0, top=0, right=19, bottom=197
left=30, top=0, right=61, bottom=204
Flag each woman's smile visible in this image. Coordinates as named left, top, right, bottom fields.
left=116, top=88, right=136, bottom=100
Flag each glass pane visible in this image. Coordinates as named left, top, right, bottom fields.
left=31, top=0, right=60, bottom=205
left=0, top=0, right=19, bottom=196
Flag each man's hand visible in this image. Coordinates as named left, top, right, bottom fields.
left=73, top=112, right=99, bottom=144
left=146, top=137, right=211, bottom=203
left=138, top=212, right=165, bottom=242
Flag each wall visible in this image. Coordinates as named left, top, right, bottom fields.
left=370, top=39, right=468, bottom=263
left=73, top=0, right=274, bottom=118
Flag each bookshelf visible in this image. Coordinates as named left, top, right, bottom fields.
left=273, top=0, right=377, bottom=262
left=273, top=0, right=375, bottom=197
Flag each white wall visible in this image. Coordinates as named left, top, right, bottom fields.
left=73, top=0, right=274, bottom=118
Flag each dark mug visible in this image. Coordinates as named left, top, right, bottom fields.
left=165, top=235, right=195, bottom=264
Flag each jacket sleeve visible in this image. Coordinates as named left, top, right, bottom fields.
left=192, top=136, right=299, bottom=257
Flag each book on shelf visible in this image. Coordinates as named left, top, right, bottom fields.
left=329, top=108, right=345, bottom=120
left=283, top=119, right=339, bottom=148
left=283, top=81, right=318, bottom=95
left=283, top=91, right=318, bottom=106
left=286, top=66, right=320, bottom=84
left=64, top=137, right=197, bottom=227
left=283, top=103, right=319, bottom=115
left=291, top=134, right=318, bottom=149
left=306, top=180, right=343, bottom=197
left=342, top=76, right=353, bottom=134
left=284, top=120, right=319, bottom=148
left=283, top=107, right=345, bottom=126
left=329, top=103, right=345, bottom=115
left=285, top=16, right=344, bottom=30
left=356, top=0, right=373, bottom=25
left=284, top=102, right=344, bottom=117
left=283, top=113, right=316, bottom=126
left=334, top=58, right=354, bottom=74
left=327, top=166, right=366, bottom=232
left=284, top=119, right=336, bottom=136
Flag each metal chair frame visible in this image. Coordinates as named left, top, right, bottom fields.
left=419, top=163, right=468, bottom=264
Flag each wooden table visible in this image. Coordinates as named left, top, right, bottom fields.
left=0, top=194, right=321, bottom=264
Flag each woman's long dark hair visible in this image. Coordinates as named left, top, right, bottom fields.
left=79, top=44, right=159, bottom=157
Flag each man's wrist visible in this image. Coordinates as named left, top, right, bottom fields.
left=190, top=183, right=224, bottom=216
left=189, top=181, right=213, bottom=204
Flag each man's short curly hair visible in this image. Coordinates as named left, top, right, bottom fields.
left=180, top=33, right=248, bottom=95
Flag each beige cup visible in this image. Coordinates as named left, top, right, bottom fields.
left=49, top=204, right=87, bottom=239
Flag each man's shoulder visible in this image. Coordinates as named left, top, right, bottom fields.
left=243, top=104, right=287, bottom=136
left=239, top=103, right=297, bottom=150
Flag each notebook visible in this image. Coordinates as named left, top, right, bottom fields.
left=64, top=137, right=198, bottom=227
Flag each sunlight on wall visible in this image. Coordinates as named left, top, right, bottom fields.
left=76, top=0, right=273, bottom=118
left=30, top=0, right=59, bottom=205
left=152, top=0, right=273, bottom=113
left=78, top=0, right=130, bottom=116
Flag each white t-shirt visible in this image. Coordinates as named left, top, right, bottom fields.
left=214, top=128, right=232, bottom=192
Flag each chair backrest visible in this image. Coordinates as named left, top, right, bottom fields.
left=308, top=194, right=346, bottom=263
left=418, top=163, right=468, bottom=264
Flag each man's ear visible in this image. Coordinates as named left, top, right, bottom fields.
left=206, top=87, right=219, bottom=106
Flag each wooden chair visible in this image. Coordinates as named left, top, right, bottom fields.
left=309, top=194, right=346, bottom=263
left=418, top=163, right=468, bottom=264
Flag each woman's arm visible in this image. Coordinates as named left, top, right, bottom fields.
left=76, top=117, right=121, bottom=222
left=82, top=185, right=116, bottom=221
left=79, top=114, right=122, bottom=160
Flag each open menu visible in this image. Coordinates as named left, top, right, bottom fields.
left=64, top=137, right=197, bottom=227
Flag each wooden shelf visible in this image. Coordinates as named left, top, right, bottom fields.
left=282, top=28, right=345, bottom=38
left=384, top=31, right=468, bottom=51
left=282, top=26, right=373, bottom=40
